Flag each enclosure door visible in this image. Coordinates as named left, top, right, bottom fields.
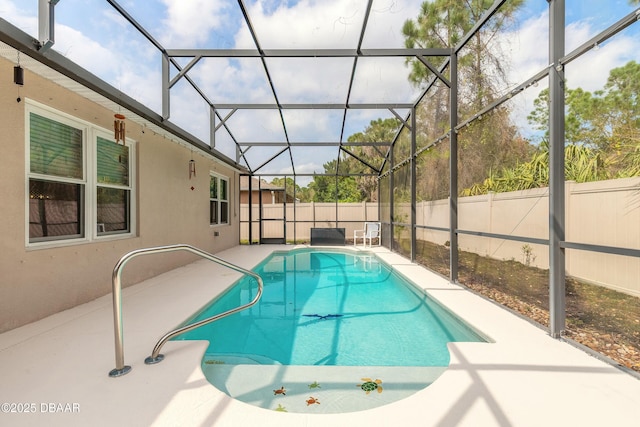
left=259, top=189, right=286, bottom=244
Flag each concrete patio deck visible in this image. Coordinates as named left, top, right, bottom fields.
left=1, top=245, right=638, bottom=426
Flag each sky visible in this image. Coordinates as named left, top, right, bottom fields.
left=1, top=0, right=639, bottom=182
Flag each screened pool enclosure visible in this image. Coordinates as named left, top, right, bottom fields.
left=1, top=1, right=639, bottom=372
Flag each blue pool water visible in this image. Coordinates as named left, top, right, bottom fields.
left=176, top=248, right=486, bottom=367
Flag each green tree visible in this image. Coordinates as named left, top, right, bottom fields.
left=527, top=60, right=640, bottom=178
left=402, top=0, right=524, bottom=108
left=295, top=185, right=314, bottom=203
left=344, top=118, right=401, bottom=201
left=461, top=139, right=609, bottom=196
left=270, top=177, right=301, bottom=201
left=307, top=159, right=362, bottom=202
left=602, top=61, right=640, bottom=165
left=402, top=1, right=532, bottom=201
left=308, top=118, right=401, bottom=202
left=466, top=59, right=640, bottom=196
left=528, top=87, right=607, bottom=147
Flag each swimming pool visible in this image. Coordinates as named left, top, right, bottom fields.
left=175, top=248, right=488, bottom=413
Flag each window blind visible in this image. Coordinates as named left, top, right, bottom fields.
left=30, top=113, right=83, bottom=179
left=97, top=136, right=129, bottom=186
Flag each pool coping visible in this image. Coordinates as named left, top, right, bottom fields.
left=1, top=244, right=639, bottom=426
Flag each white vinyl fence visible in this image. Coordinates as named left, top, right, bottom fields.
left=241, top=177, right=640, bottom=297
left=240, top=202, right=379, bottom=243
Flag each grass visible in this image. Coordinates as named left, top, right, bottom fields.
left=404, top=238, right=640, bottom=372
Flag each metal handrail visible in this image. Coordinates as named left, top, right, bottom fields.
left=108, top=244, right=263, bottom=377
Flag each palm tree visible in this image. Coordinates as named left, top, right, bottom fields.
left=461, top=140, right=612, bottom=195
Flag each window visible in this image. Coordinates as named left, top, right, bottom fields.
left=28, top=111, right=85, bottom=242
left=29, top=178, right=83, bottom=241
left=96, top=137, right=131, bottom=235
left=210, top=173, right=229, bottom=226
left=26, top=101, right=135, bottom=245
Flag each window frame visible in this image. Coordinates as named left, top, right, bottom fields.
left=27, top=108, right=87, bottom=244
left=209, top=172, right=229, bottom=227
left=25, top=99, right=136, bottom=248
left=94, top=131, right=133, bottom=237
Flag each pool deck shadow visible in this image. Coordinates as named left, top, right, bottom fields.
left=0, top=244, right=639, bottom=426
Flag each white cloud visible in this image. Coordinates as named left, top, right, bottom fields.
left=26, top=0, right=640, bottom=174
left=288, top=161, right=324, bottom=174
left=497, top=8, right=640, bottom=140
left=183, top=0, right=424, bottom=151
left=0, top=0, right=37, bottom=37
left=495, top=10, right=549, bottom=137
left=167, top=82, right=210, bottom=138
left=0, top=0, right=425, bottom=169
left=362, top=0, right=425, bottom=48
left=116, top=66, right=163, bottom=112
left=54, top=19, right=162, bottom=112
left=504, top=11, right=549, bottom=88
left=265, top=57, right=354, bottom=103
left=55, top=27, right=119, bottom=75
left=349, top=56, right=420, bottom=103
left=565, top=33, right=640, bottom=92
left=505, top=9, right=640, bottom=93
left=226, top=110, right=288, bottom=141
left=159, top=0, right=232, bottom=47
left=188, top=57, right=274, bottom=104
left=235, top=0, right=365, bottom=49
left=233, top=0, right=424, bottom=49
left=281, top=109, right=344, bottom=141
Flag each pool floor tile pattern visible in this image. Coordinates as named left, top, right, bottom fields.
left=202, top=364, right=448, bottom=413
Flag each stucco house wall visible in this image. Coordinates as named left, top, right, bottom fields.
left=0, top=57, right=241, bottom=332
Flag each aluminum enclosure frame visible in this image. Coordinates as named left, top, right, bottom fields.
left=1, top=0, right=639, bottom=344
left=158, top=0, right=637, bottom=340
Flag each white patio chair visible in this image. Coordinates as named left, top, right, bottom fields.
left=353, top=222, right=381, bottom=247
